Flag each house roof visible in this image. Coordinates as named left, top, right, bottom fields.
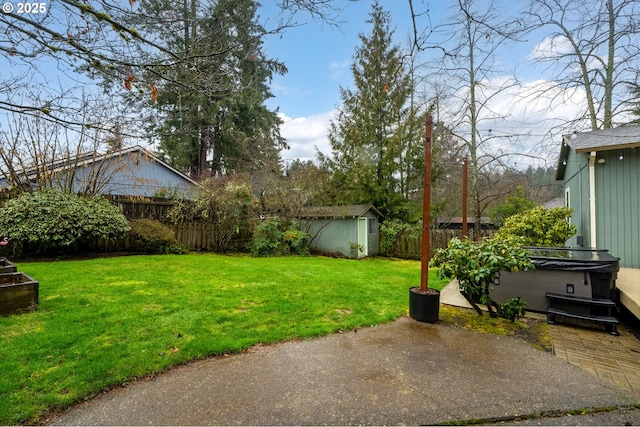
left=298, top=204, right=382, bottom=219
left=69, top=145, right=198, bottom=187
left=556, top=125, right=640, bottom=180
left=542, top=197, right=565, bottom=209
left=563, top=125, right=640, bottom=153
left=2, top=145, right=198, bottom=188
left=437, top=216, right=493, bottom=224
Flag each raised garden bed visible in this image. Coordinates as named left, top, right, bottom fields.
left=0, top=258, right=17, bottom=274
left=0, top=272, right=39, bottom=316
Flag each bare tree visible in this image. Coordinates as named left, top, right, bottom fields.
left=526, top=0, right=640, bottom=130
left=0, top=0, right=352, bottom=136
left=423, top=0, right=530, bottom=239
left=0, top=95, right=139, bottom=196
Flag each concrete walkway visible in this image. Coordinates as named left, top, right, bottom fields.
left=48, top=317, right=639, bottom=426
left=46, top=281, right=640, bottom=426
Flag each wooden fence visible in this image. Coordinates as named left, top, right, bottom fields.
left=105, top=195, right=174, bottom=220
left=382, top=229, right=495, bottom=260
left=21, top=195, right=251, bottom=253
left=89, top=222, right=251, bottom=253
left=3, top=193, right=493, bottom=256
left=169, top=222, right=251, bottom=252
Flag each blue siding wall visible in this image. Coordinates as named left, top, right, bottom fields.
left=0, top=148, right=196, bottom=198
left=563, top=151, right=590, bottom=248
left=306, top=218, right=358, bottom=257
left=595, top=149, right=640, bottom=268
left=563, top=148, right=640, bottom=267
left=65, top=151, right=196, bottom=197
left=304, top=208, right=380, bottom=258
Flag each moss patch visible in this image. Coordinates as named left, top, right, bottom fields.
left=439, top=305, right=553, bottom=352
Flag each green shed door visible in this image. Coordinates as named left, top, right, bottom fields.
left=358, top=217, right=368, bottom=258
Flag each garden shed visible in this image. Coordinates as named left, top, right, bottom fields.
left=299, top=204, right=382, bottom=259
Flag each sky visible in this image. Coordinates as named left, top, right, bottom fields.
left=261, top=1, right=430, bottom=164
left=0, top=0, right=599, bottom=170
left=257, top=0, right=586, bottom=169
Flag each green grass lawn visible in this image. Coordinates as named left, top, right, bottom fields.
left=0, top=253, right=447, bottom=425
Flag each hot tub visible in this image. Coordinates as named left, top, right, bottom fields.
left=490, top=247, right=620, bottom=313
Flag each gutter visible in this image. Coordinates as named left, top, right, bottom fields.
left=589, top=151, right=597, bottom=247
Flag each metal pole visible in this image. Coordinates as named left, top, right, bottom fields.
left=462, top=158, right=468, bottom=238
left=421, top=116, right=433, bottom=292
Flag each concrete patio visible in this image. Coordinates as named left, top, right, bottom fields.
left=441, top=279, right=640, bottom=397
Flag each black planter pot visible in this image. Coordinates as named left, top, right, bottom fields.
left=409, top=287, right=440, bottom=323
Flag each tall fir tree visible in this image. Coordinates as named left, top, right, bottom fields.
left=151, top=0, right=287, bottom=177
left=320, top=2, right=424, bottom=220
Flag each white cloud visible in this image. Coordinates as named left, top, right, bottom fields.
left=278, top=110, right=337, bottom=163
left=528, top=35, right=574, bottom=61
left=528, top=35, right=609, bottom=77
left=271, top=81, right=312, bottom=98
left=277, top=75, right=595, bottom=170
left=439, top=75, right=590, bottom=168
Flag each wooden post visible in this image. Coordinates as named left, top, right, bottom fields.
left=421, top=116, right=433, bottom=292
left=462, top=157, right=468, bottom=238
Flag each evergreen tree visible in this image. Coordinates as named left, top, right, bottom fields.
left=320, top=2, right=423, bottom=220
left=150, top=0, right=287, bottom=177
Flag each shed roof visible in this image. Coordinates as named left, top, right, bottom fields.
left=542, top=197, right=565, bottom=209
left=298, top=204, right=382, bottom=219
left=556, top=125, right=640, bottom=180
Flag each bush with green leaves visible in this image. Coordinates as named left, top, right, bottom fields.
left=283, top=227, right=310, bottom=255
left=379, top=221, right=421, bottom=257
left=251, top=219, right=310, bottom=257
left=494, top=206, right=576, bottom=247
left=430, top=236, right=535, bottom=321
left=127, top=219, right=184, bottom=254
left=167, top=176, right=256, bottom=252
left=0, top=189, right=130, bottom=255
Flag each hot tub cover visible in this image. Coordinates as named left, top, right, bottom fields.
left=523, top=247, right=620, bottom=273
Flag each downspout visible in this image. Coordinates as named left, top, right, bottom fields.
left=589, top=151, right=597, bottom=248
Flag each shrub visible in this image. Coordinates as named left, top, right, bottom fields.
left=167, top=176, right=256, bottom=252
left=431, top=236, right=535, bottom=321
left=494, top=206, right=577, bottom=247
left=127, top=219, right=184, bottom=254
left=251, top=220, right=284, bottom=256
left=0, top=189, right=129, bottom=255
left=283, top=227, right=310, bottom=255
left=251, top=219, right=309, bottom=257
left=379, top=221, right=421, bottom=257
